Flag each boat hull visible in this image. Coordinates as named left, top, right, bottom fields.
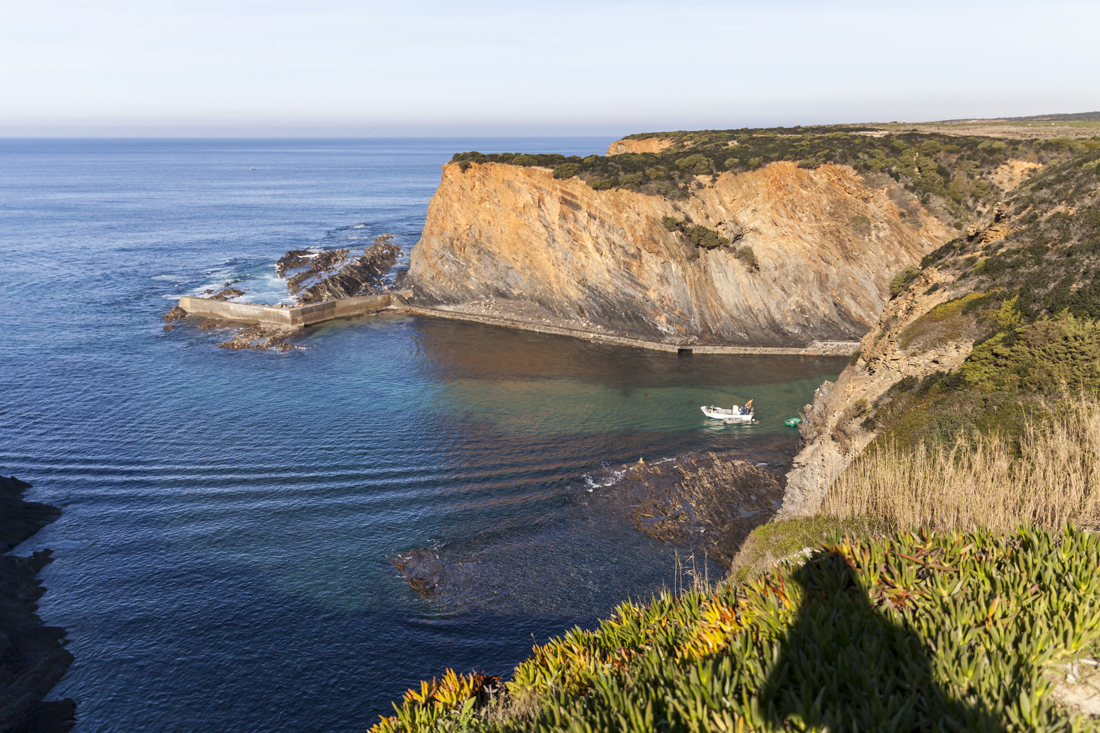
left=701, top=405, right=754, bottom=423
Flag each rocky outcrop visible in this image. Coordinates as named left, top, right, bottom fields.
left=0, top=476, right=75, bottom=733
left=406, top=161, right=954, bottom=346
left=778, top=267, right=975, bottom=518
left=283, top=243, right=401, bottom=305
left=607, top=138, right=675, bottom=156
left=216, top=323, right=302, bottom=352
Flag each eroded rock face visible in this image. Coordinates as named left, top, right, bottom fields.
left=406, top=162, right=954, bottom=346
left=607, top=138, right=675, bottom=156
left=778, top=267, right=976, bottom=518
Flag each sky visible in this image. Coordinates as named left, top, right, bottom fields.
left=3, top=0, right=1099, bottom=137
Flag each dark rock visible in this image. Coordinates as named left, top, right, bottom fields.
left=295, top=243, right=400, bottom=305
left=392, top=550, right=445, bottom=598
left=163, top=306, right=187, bottom=323
left=275, top=249, right=312, bottom=278
left=0, top=476, right=75, bottom=733
left=614, top=452, right=784, bottom=568
left=217, top=324, right=302, bottom=353
left=209, top=288, right=244, bottom=302
left=0, top=477, right=59, bottom=555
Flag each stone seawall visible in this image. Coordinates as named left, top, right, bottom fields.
left=176, top=292, right=858, bottom=356
left=177, top=292, right=404, bottom=326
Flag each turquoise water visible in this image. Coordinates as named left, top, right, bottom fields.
left=0, top=139, right=844, bottom=732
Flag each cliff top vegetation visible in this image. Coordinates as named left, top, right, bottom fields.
left=450, top=125, right=1099, bottom=230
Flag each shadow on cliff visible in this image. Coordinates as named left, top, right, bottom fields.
left=761, top=550, right=1004, bottom=732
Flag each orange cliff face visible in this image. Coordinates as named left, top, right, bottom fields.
left=405, top=161, right=955, bottom=346
left=606, top=138, right=675, bottom=156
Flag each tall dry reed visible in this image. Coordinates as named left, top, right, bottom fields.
left=823, top=396, right=1100, bottom=532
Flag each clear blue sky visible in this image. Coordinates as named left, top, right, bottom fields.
left=3, top=0, right=1099, bottom=136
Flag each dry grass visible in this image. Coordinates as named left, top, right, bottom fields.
left=823, top=396, right=1100, bottom=532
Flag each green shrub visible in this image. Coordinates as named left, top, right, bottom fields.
left=552, top=163, right=578, bottom=179
left=736, top=246, right=758, bottom=270
left=684, top=224, right=724, bottom=249
left=961, top=311, right=1100, bottom=393
left=511, top=154, right=538, bottom=166
left=676, top=154, right=713, bottom=175
left=889, top=265, right=922, bottom=297
left=588, top=177, right=617, bottom=190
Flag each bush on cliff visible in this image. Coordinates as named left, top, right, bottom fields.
left=371, top=526, right=1100, bottom=732
left=889, top=265, right=922, bottom=297
left=735, top=246, right=758, bottom=270
left=552, top=163, right=578, bottom=180
left=960, top=312, right=1100, bottom=394
left=661, top=216, right=729, bottom=250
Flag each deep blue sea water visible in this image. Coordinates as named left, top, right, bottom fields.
left=0, top=139, right=845, bottom=732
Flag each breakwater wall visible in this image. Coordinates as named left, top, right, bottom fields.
left=177, top=291, right=409, bottom=326
left=177, top=293, right=858, bottom=356
left=399, top=305, right=859, bottom=357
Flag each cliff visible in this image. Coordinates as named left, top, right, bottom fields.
left=780, top=142, right=1100, bottom=517
left=406, top=161, right=954, bottom=346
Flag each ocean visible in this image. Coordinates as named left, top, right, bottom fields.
left=0, top=138, right=845, bottom=732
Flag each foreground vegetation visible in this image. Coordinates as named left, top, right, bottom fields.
left=373, top=527, right=1100, bottom=732
left=827, top=396, right=1100, bottom=532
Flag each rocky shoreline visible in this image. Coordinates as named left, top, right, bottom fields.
left=0, top=475, right=74, bottom=733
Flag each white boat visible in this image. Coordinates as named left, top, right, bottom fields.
left=701, top=401, right=754, bottom=423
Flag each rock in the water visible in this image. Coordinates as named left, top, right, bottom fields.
left=0, top=476, right=75, bottom=733
left=217, top=323, right=302, bottom=352
left=163, top=305, right=188, bottom=323
left=615, top=452, right=784, bottom=567
left=392, top=550, right=445, bottom=598
left=295, top=243, right=401, bottom=304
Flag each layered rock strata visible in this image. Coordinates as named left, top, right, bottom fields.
left=406, top=161, right=954, bottom=346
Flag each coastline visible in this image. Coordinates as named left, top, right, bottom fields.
left=0, top=475, right=75, bottom=733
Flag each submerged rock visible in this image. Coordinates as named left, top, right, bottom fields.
left=392, top=550, right=446, bottom=598
left=616, top=452, right=784, bottom=568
